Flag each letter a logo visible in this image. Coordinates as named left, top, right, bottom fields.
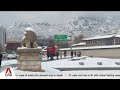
left=5, top=67, right=12, bottom=76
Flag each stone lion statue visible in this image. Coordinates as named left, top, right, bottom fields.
left=22, top=29, right=38, bottom=48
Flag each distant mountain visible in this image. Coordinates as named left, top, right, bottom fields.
left=66, top=16, right=120, bottom=37
left=7, top=16, right=120, bottom=41
left=7, top=21, right=71, bottom=41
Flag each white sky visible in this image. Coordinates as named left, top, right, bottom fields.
left=0, top=11, right=120, bottom=27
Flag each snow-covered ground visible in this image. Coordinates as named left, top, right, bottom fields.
left=1, top=60, right=17, bottom=67
left=1, top=56, right=120, bottom=79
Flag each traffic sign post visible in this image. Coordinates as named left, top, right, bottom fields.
left=54, top=35, right=73, bottom=58
left=54, top=35, right=67, bottom=41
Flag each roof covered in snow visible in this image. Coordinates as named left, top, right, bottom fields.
left=72, top=42, right=86, bottom=46
left=60, top=45, right=120, bottom=50
left=82, top=34, right=120, bottom=40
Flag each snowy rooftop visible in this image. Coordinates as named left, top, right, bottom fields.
left=82, top=34, right=120, bottom=40
left=60, top=45, right=120, bottom=50
left=72, top=42, right=86, bottom=46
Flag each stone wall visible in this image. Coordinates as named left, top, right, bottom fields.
left=17, top=48, right=44, bottom=72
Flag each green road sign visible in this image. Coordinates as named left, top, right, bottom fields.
left=54, top=35, right=67, bottom=41
left=60, top=35, right=67, bottom=41
left=54, top=35, right=60, bottom=41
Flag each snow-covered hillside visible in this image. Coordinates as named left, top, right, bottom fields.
left=7, top=16, right=120, bottom=41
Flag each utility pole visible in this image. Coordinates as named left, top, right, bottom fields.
left=69, top=35, right=72, bottom=58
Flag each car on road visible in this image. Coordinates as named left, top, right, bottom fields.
left=6, top=52, right=17, bottom=59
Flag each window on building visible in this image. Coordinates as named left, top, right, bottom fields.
left=88, top=41, right=90, bottom=44
left=90, top=41, right=92, bottom=44
left=93, top=41, right=97, bottom=44
left=119, top=39, right=120, bottom=42
left=86, top=42, right=88, bottom=44
left=94, top=41, right=96, bottom=44
left=115, top=38, right=119, bottom=42
left=103, top=40, right=105, bottom=43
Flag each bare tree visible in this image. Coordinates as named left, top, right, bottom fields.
left=74, top=34, right=84, bottom=43
left=78, top=34, right=84, bottom=41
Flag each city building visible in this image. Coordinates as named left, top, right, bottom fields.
left=60, top=33, right=120, bottom=58
left=6, top=41, right=22, bottom=52
left=82, top=34, right=120, bottom=46
left=0, top=26, right=6, bottom=51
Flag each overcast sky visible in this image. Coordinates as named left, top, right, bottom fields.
left=0, top=11, right=120, bottom=27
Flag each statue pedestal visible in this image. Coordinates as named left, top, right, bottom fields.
left=17, top=47, right=44, bottom=72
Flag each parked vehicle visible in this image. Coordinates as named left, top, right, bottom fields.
left=6, top=52, right=17, bottom=59
left=6, top=50, right=18, bottom=59
left=1, top=52, right=7, bottom=58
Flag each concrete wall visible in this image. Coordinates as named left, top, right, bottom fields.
left=80, top=48, right=120, bottom=58
left=63, top=48, right=120, bottom=58
left=42, top=48, right=120, bottom=58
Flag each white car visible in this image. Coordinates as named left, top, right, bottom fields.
left=1, top=52, right=7, bottom=58
left=7, top=53, right=17, bottom=59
